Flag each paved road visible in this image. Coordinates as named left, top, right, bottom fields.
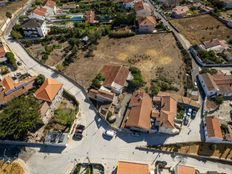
left=1, top=2, right=232, bottom=174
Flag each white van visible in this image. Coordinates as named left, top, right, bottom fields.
left=104, top=130, right=115, bottom=138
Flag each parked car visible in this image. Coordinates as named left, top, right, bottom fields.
left=104, top=130, right=115, bottom=138
left=183, top=117, right=189, bottom=126
left=191, top=110, right=197, bottom=119
left=73, top=124, right=85, bottom=141
left=155, top=161, right=167, bottom=168
left=187, top=108, right=192, bottom=117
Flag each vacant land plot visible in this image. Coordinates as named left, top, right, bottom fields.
left=0, top=0, right=28, bottom=28
left=220, top=10, right=232, bottom=20
left=0, top=161, right=24, bottom=174
left=170, top=14, right=232, bottom=45
left=64, top=33, right=186, bottom=94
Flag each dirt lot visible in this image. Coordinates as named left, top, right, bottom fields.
left=64, top=33, right=186, bottom=94
left=170, top=14, right=232, bottom=45
left=0, top=161, right=24, bottom=174
left=0, top=0, right=28, bottom=28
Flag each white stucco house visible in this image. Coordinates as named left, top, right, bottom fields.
left=44, top=0, right=57, bottom=15
left=21, top=19, right=48, bottom=38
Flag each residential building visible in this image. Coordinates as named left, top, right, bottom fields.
left=85, top=10, right=96, bottom=24
left=21, top=19, right=48, bottom=37
left=198, top=72, right=232, bottom=98
left=122, top=91, right=152, bottom=132
left=34, top=78, right=63, bottom=123
left=204, top=116, right=223, bottom=143
left=29, top=7, right=47, bottom=20
left=174, top=165, right=196, bottom=174
left=0, top=45, right=6, bottom=62
left=0, top=76, right=36, bottom=106
left=153, top=95, right=179, bottom=134
left=88, top=88, right=115, bottom=104
left=100, top=64, right=131, bottom=94
left=138, top=16, right=157, bottom=33
left=134, top=1, right=152, bottom=17
left=201, top=39, right=229, bottom=53
left=116, top=161, right=149, bottom=174
left=172, top=6, right=189, bottom=18
left=123, top=0, right=136, bottom=9
left=44, top=0, right=57, bottom=15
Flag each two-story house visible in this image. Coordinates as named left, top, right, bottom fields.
left=21, top=19, right=48, bottom=37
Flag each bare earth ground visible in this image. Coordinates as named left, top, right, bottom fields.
left=0, top=161, right=24, bottom=174
left=26, top=41, right=69, bottom=66
left=0, top=0, right=28, bottom=28
left=170, top=14, right=232, bottom=45
left=64, top=33, right=186, bottom=94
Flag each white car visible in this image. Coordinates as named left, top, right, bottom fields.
left=104, top=130, right=115, bottom=138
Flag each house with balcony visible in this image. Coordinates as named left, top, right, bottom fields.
left=21, top=19, right=48, bottom=38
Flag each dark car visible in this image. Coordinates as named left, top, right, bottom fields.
left=183, top=117, right=189, bottom=126
left=155, top=161, right=167, bottom=168
left=191, top=110, right=197, bottom=119
left=73, top=124, right=85, bottom=141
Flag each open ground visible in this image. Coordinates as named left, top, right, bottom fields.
left=63, top=33, right=186, bottom=94
left=170, top=14, right=232, bottom=45
left=0, top=0, right=28, bottom=28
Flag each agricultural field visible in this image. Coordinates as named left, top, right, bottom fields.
left=170, top=14, right=232, bottom=45
left=64, top=33, right=186, bottom=94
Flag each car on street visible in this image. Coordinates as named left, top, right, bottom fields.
left=191, top=110, right=197, bottom=119
left=104, top=130, right=115, bottom=138
left=187, top=108, right=192, bottom=117
left=73, top=124, right=85, bottom=141
left=183, top=117, right=189, bottom=126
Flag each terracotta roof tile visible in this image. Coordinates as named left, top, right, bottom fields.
left=205, top=116, right=223, bottom=138
left=100, top=64, right=129, bottom=87
left=45, top=0, right=56, bottom=8
left=177, top=165, right=196, bottom=174
left=134, top=1, right=144, bottom=11
left=0, top=47, right=5, bottom=58
left=117, top=161, right=149, bottom=174
left=33, top=7, right=47, bottom=17
left=34, top=78, right=63, bottom=102
left=139, top=16, right=157, bottom=26
left=124, top=91, right=152, bottom=130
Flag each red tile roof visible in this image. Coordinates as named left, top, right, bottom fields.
left=139, top=16, right=157, bottom=26
left=177, top=165, right=196, bottom=174
left=205, top=116, right=223, bottom=138
left=33, top=7, right=47, bottom=17
left=117, top=161, right=149, bottom=174
left=34, top=78, right=63, bottom=102
left=124, top=91, right=152, bottom=131
left=0, top=47, right=5, bottom=58
left=100, top=64, right=129, bottom=87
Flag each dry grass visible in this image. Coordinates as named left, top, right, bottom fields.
left=64, top=33, right=186, bottom=94
left=170, top=14, right=232, bottom=45
left=0, top=161, right=24, bottom=174
left=0, top=0, right=28, bottom=28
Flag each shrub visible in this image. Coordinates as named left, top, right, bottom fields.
left=35, top=74, right=45, bottom=88
left=6, top=12, right=12, bottom=18
left=213, top=96, right=224, bottom=105
left=11, top=30, right=23, bottom=40
left=128, top=67, right=144, bottom=91
left=5, top=52, right=17, bottom=69
left=109, top=31, right=135, bottom=38
left=90, top=73, right=105, bottom=89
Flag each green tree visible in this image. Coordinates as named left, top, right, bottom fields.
left=11, top=30, right=23, bottom=40
left=35, top=74, right=45, bottom=88
left=6, top=12, right=12, bottom=19
left=213, top=96, right=224, bottom=105
left=5, top=52, right=17, bottom=69
left=90, top=73, right=105, bottom=89
left=0, top=96, right=40, bottom=140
